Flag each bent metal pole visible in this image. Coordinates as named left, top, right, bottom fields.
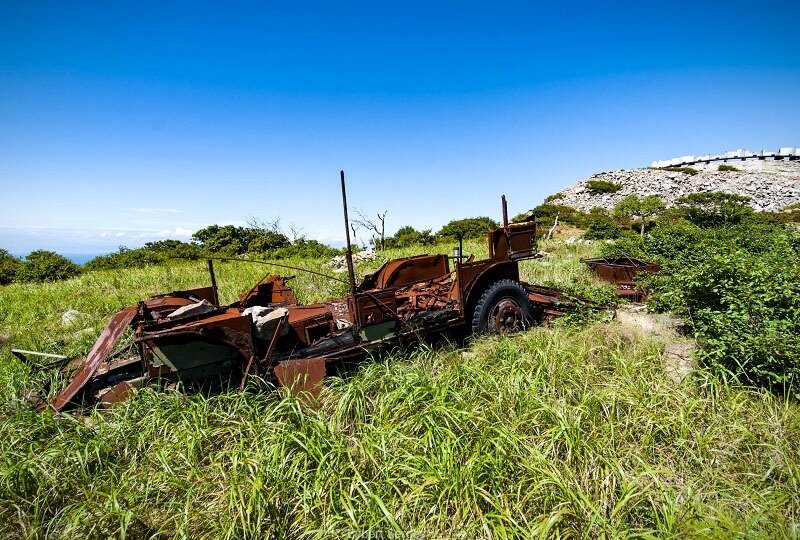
left=340, top=170, right=361, bottom=333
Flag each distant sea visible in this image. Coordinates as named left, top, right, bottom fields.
left=10, top=252, right=107, bottom=265
left=63, top=253, right=106, bottom=265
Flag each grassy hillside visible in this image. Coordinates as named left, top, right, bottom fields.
left=0, top=239, right=798, bottom=538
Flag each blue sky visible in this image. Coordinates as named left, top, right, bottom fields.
left=1, top=1, right=798, bottom=255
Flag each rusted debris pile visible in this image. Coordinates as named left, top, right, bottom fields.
left=583, top=255, right=660, bottom=302
left=19, top=176, right=599, bottom=412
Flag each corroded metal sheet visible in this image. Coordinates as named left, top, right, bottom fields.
left=274, top=357, right=326, bottom=397
left=46, top=306, right=137, bottom=411
left=240, top=276, right=297, bottom=307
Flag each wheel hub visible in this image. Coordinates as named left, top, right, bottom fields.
left=487, top=298, right=525, bottom=333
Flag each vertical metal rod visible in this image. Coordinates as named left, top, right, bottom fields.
left=501, top=194, right=509, bottom=230
left=340, top=170, right=361, bottom=333
left=501, top=194, right=512, bottom=256
left=207, top=259, right=219, bottom=306
left=456, top=235, right=464, bottom=316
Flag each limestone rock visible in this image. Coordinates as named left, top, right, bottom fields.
left=551, top=160, right=800, bottom=213
left=61, top=309, right=88, bottom=327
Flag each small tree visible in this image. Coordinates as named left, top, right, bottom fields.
left=614, top=195, right=666, bottom=236
left=436, top=217, right=500, bottom=240
left=676, top=192, right=752, bottom=227
left=0, top=249, right=22, bottom=285
left=17, top=250, right=81, bottom=282
left=583, top=216, right=622, bottom=240
left=384, top=226, right=434, bottom=248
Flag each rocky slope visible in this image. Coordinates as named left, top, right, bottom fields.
left=553, top=160, right=800, bottom=212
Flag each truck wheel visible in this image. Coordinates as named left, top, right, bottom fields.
left=470, top=279, right=532, bottom=334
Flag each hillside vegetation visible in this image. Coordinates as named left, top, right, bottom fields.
left=1, top=231, right=799, bottom=538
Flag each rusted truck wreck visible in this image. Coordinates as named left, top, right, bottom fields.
left=31, top=188, right=587, bottom=412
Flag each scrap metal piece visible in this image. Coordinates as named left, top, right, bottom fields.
left=274, top=357, right=326, bottom=398
left=240, top=275, right=297, bottom=308
left=524, top=283, right=598, bottom=316
left=45, top=306, right=137, bottom=411
left=98, top=381, right=135, bottom=407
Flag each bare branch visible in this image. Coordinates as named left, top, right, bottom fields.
left=247, top=215, right=282, bottom=233
left=353, top=209, right=388, bottom=250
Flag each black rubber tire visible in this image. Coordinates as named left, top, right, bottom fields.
left=470, top=279, right=532, bottom=335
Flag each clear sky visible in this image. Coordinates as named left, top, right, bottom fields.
left=1, top=1, right=798, bottom=255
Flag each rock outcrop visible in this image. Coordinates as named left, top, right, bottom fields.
left=552, top=160, right=800, bottom=212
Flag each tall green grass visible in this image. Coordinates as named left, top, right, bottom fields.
left=1, top=241, right=797, bottom=538
left=1, top=325, right=798, bottom=538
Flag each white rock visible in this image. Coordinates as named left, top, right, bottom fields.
left=62, top=309, right=87, bottom=327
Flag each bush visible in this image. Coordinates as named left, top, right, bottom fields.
left=583, top=215, right=623, bottom=240
left=655, top=167, right=700, bottom=176
left=436, top=217, right=499, bottom=240
left=0, top=249, right=22, bottom=285
left=141, top=240, right=205, bottom=259
left=514, top=204, right=592, bottom=229
left=85, top=248, right=163, bottom=270
left=384, top=226, right=435, bottom=248
left=717, top=164, right=739, bottom=172
left=676, top=192, right=753, bottom=227
left=613, top=195, right=666, bottom=236
left=255, top=238, right=338, bottom=259
left=248, top=231, right=292, bottom=253
left=16, top=250, right=81, bottom=283
left=604, top=223, right=800, bottom=396
left=543, top=192, right=565, bottom=203
left=585, top=179, right=622, bottom=195
left=85, top=241, right=205, bottom=270
left=192, top=225, right=289, bottom=255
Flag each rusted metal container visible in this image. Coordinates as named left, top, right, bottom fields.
left=583, top=255, right=660, bottom=302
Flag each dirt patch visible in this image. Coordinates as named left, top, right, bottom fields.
left=614, top=305, right=696, bottom=383
left=663, top=342, right=696, bottom=383
left=615, top=308, right=662, bottom=334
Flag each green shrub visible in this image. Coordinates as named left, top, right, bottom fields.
left=85, top=248, right=163, bottom=270
left=655, top=167, right=700, bottom=176
left=583, top=216, right=623, bottom=239
left=604, top=223, right=800, bottom=396
left=384, top=226, right=435, bottom=248
left=585, top=179, right=622, bottom=195
left=436, top=217, right=499, bottom=240
left=0, top=249, right=22, bottom=285
left=676, top=192, right=753, bottom=227
left=717, top=164, right=739, bottom=172
left=192, top=225, right=289, bottom=255
left=257, top=238, right=339, bottom=259
left=514, top=204, right=592, bottom=229
left=16, top=250, right=81, bottom=283
left=248, top=231, right=291, bottom=253
left=543, top=192, right=565, bottom=202
left=85, top=241, right=204, bottom=270
left=613, top=195, right=666, bottom=236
